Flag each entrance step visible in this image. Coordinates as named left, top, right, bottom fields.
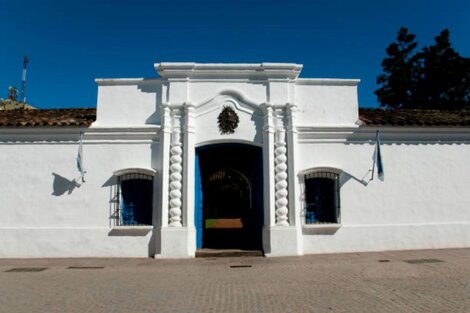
left=196, top=249, right=264, bottom=258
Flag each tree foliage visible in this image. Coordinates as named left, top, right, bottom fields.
left=376, top=28, right=470, bottom=109
left=375, top=28, right=418, bottom=109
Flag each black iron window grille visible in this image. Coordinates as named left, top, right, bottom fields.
left=113, top=173, right=153, bottom=226
left=304, top=171, right=340, bottom=224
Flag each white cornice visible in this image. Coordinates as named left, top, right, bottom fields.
left=3, top=125, right=468, bottom=144
left=296, top=78, right=360, bottom=86
left=297, top=126, right=358, bottom=143
left=155, top=62, right=303, bottom=80
left=85, top=126, right=160, bottom=143
left=89, top=125, right=160, bottom=131
left=95, top=78, right=161, bottom=86
left=0, top=127, right=81, bottom=143
left=0, top=126, right=160, bottom=144
left=298, top=126, right=470, bottom=143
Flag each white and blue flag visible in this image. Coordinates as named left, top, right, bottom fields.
left=374, top=130, right=384, bottom=181
left=76, top=132, right=85, bottom=182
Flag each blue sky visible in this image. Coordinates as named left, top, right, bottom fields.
left=0, top=0, right=469, bottom=109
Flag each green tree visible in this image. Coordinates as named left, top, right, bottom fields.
left=376, top=28, right=470, bottom=109
left=415, top=29, right=470, bottom=110
left=375, top=27, right=419, bottom=109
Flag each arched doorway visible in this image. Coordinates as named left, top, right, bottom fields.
left=195, top=143, right=263, bottom=250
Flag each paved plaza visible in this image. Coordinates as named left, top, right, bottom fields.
left=0, top=248, right=469, bottom=313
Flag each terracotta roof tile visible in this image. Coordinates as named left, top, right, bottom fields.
left=359, top=109, right=470, bottom=127
left=0, top=108, right=96, bottom=127
left=1, top=108, right=469, bottom=128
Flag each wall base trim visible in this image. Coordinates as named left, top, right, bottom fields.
left=263, top=225, right=302, bottom=257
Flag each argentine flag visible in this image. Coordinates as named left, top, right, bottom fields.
left=374, top=131, right=384, bottom=181
left=76, top=133, right=85, bottom=182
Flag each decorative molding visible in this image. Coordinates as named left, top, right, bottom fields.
left=0, top=126, right=160, bottom=144
left=195, top=138, right=263, bottom=148
left=297, top=126, right=470, bottom=143
left=85, top=127, right=161, bottom=142
left=183, top=103, right=196, bottom=134
left=296, top=78, right=360, bottom=86
left=161, top=102, right=185, bottom=109
left=261, top=103, right=275, bottom=134
left=297, top=166, right=343, bottom=178
left=95, top=78, right=161, bottom=86
left=194, top=91, right=262, bottom=118
left=286, top=103, right=297, bottom=132
left=113, top=167, right=156, bottom=177
left=160, top=105, right=172, bottom=136
left=155, top=62, right=302, bottom=80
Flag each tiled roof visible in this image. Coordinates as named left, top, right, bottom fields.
left=0, top=108, right=469, bottom=128
left=0, top=99, right=36, bottom=110
left=359, top=108, right=470, bottom=127
left=0, top=108, right=96, bottom=127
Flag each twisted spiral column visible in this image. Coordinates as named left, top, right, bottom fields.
left=275, top=129, right=289, bottom=226
left=169, top=130, right=183, bottom=227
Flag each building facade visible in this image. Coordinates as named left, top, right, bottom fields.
left=1, top=63, right=469, bottom=258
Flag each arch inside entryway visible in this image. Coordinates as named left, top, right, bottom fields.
left=195, top=143, right=263, bottom=250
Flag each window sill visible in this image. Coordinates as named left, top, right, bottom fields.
left=108, top=225, right=153, bottom=236
left=302, top=223, right=341, bottom=235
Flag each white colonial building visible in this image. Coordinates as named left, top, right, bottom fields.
left=1, top=62, right=469, bottom=258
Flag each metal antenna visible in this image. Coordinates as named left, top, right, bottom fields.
left=20, top=56, right=29, bottom=103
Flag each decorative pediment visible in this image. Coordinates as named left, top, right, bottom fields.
left=193, top=90, right=264, bottom=144
left=194, top=90, right=261, bottom=118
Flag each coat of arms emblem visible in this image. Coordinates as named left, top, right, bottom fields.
left=217, top=106, right=239, bottom=134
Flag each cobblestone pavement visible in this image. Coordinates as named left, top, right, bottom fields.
left=0, top=248, right=469, bottom=313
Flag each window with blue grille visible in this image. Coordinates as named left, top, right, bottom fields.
left=118, top=173, right=153, bottom=226
left=304, top=172, right=340, bottom=224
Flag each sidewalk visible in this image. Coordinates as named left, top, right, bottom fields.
left=0, top=248, right=469, bottom=313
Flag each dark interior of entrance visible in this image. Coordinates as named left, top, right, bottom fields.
left=195, top=144, right=263, bottom=250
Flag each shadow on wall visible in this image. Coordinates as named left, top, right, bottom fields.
left=102, top=176, right=119, bottom=228
left=135, top=80, right=161, bottom=125
left=51, top=173, right=81, bottom=196
left=342, top=169, right=372, bottom=187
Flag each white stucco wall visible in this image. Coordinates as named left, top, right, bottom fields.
left=94, top=65, right=360, bottom=129
left=296, top=130, right=470, bottom=254
left=95, top=79, right=161, bottom=126
left=295, top=80, right=360, bottom=127
left=0, top=129, right=159, bottom=257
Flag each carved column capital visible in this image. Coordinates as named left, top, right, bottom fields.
left=286, top=102, right=298, bottom=132
left=183, top=103, right=195, bottom=134
left=261, top=103, right=275, bottom=134
left=161, top=105, right=172, bottom=133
